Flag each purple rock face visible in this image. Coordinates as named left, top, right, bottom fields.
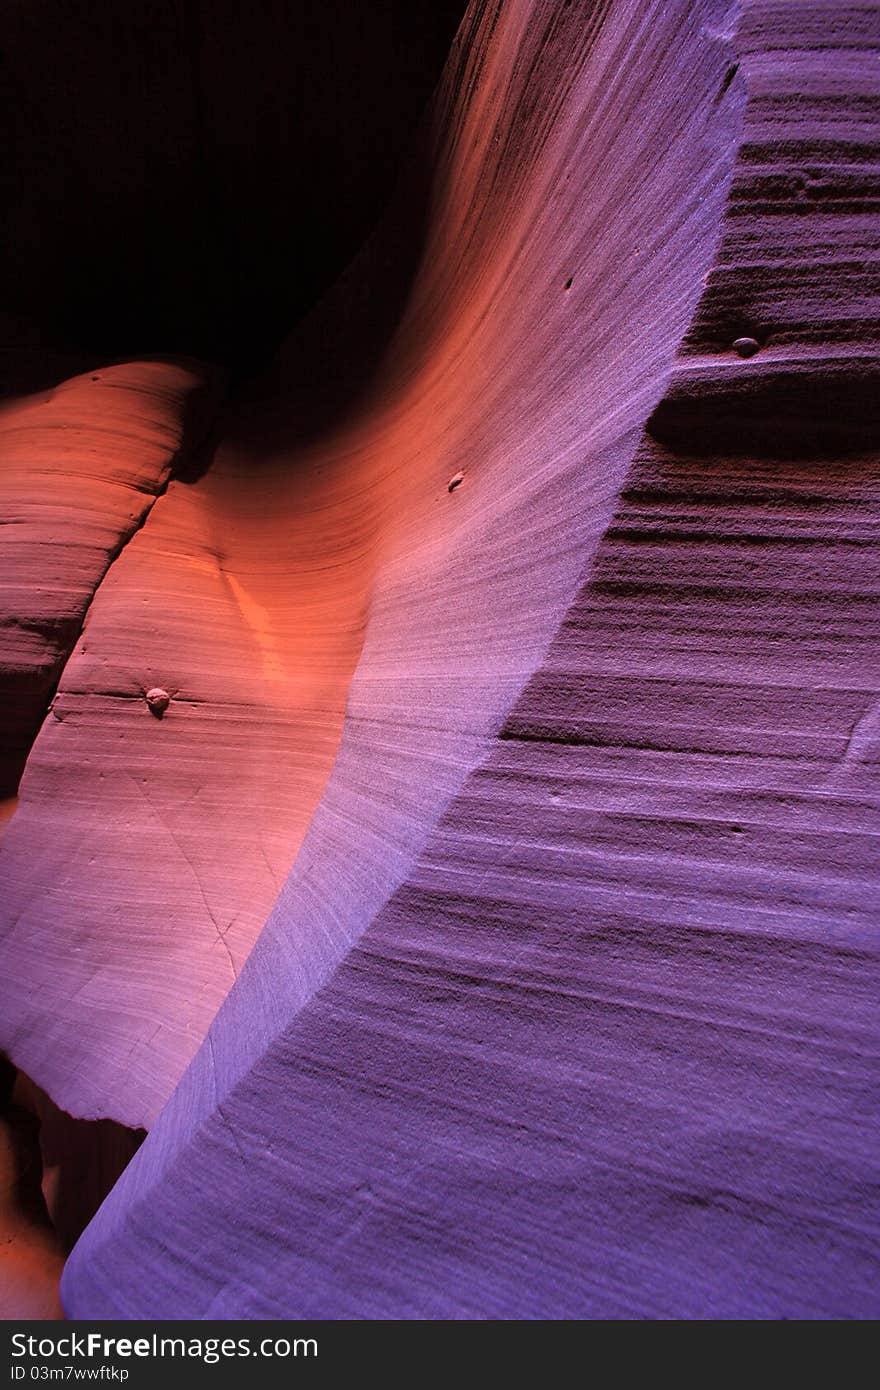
left=1, top=0, right=878, bottom=1320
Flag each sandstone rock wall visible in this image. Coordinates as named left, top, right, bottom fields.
left=1, top=0, right=876, bottom=1320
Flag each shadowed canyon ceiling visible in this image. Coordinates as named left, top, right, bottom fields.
left=0, top=0, right=878, bottom=1321
left=0, top=0, right=466, bottom=377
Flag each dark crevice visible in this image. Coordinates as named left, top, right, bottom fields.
left=1, top=1055, right=144, bottom=1256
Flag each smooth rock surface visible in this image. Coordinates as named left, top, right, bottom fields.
left=0, top=361, right=218, bottom=793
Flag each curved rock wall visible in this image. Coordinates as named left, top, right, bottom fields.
left=1, top=0, right=876, bottom=1321
left=1, top=0, right=743, bottom=1132
left=0, top=361, right=218, bottom=794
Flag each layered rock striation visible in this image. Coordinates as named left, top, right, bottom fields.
left=0, top=0, right=877, bottom=1320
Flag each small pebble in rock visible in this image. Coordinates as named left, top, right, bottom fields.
left=448, top=471, right=465, bottom=493
left=733, top=336, right=760, bottom=358
left=146, top=688, right=171, bottom=718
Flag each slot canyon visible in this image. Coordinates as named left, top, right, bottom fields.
left=0, top=0, right=878, bottom=1320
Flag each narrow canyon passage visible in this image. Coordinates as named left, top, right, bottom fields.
left=2, top=0, right=743, bottom=1133
left=1, top=0, right=878, bottom=1321
left=0, top=0, right=466, bottom=1309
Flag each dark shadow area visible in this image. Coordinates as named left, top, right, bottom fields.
left=215, top=116, right=442, bottom=461
left=3, top=1057, right=145, bottom=1255
left=0, top=0, right=466, bottom=388
left=647, top=357, right=880, bottom=459
left=0, top=1055, right=51, bottom=1237
left=0, top=1055, right=64, bottom=1318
